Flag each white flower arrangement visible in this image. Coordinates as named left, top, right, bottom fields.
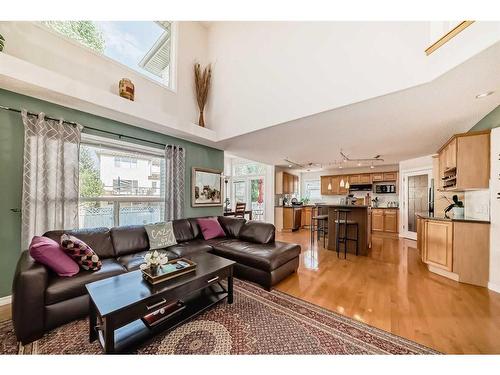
left=139, top=250, right=169, bottom=271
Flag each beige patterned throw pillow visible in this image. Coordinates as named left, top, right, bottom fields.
left=145, top=222, right=178, bottom=250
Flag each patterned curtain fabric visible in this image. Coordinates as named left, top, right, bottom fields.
left=164, top=145, right=185, bottom=220
left=21, top=110, right=82, bottom=249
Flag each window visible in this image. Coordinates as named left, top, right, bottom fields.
left=42, top=21, right=173, bottom=87
left=304, top=179, right=321, bottom=201
left=114, top=156, right=137, bottom=168
left=227, top=158, right=267, bottom=221
left=79, top=137, right=164, bottom=228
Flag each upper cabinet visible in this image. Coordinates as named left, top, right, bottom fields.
left=349, top=173, right=372, bottom=184
left=437, top=130, right=490, bottom=191
left=382, top=172, right=397, bottom=181
left=276, top=171, right=299, bottom=194
left=320, top=171, right=397, bottom=195
left=320, top=175, right=350, bottom=195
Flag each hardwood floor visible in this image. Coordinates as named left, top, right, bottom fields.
left=275, top=229, right=500, bottom=354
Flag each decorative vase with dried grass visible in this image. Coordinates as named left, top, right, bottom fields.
left=194, top=63, right=212, bottom=127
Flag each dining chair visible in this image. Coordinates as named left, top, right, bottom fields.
left=235, top=202, right=247, bottom=218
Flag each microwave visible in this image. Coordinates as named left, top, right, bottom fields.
left=375, top=184, right=396, bottom=194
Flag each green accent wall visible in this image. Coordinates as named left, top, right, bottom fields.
left=0, top=88, right=223, bottom=297
left=469, top=105, right=500, bottom=131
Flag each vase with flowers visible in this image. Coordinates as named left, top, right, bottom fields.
left=140, top=250, right=169, bottom=276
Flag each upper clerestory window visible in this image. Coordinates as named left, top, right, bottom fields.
left=42, top=21, right=174, bottom=89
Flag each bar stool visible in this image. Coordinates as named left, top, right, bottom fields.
left=334, top=209, right=359, bottom=259
left=310, top=205, right=328, bottom=248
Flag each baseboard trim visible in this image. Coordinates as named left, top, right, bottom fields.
left=0, top=295, right=12, bottom=306
left=488, top=282, right=500, bottom=293
left=427, top=265, right=459, bottom=281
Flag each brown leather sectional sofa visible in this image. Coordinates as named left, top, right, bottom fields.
left=12, top=216, right=301, bottom=344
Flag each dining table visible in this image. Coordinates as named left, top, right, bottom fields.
left=223, top=210, right=253, bottom=220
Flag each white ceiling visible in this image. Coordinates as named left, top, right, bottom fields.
left=218, top=41, right=500, bottom=168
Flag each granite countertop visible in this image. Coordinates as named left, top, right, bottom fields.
left=372, top=206, right=400, bottom=209
left=416, top=212, right=490, bottom=224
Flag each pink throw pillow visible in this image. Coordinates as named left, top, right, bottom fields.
left=197, top=217, right=226, bottom=240
left=61, top=234, right=102, bottom=271
left=29, top=236, right=80, bottom=277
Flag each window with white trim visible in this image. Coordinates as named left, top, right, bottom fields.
left=79, top=136, right=165, bottom=228
left=303, top=179, right=321, bottom=201
left=42, top=21, right=173, bottom=88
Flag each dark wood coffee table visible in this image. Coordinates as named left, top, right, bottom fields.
left=86, top=252, right=235, bottom=353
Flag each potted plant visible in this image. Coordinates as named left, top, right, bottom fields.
left=444, top=195, right=464, bottom=219
left=140, top=250, right=169, bottom=276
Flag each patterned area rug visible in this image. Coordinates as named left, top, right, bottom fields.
left=0, top=280, right=437, bottom=354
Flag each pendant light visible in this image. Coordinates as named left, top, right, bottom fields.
left=327, top=178, right=332, bottom=191
left=345, top=181, right=350, bottom=190
left=340, top=178, right=345, bottom=188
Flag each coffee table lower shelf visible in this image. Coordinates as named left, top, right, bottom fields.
left=94, top=283, right=228, bottom=353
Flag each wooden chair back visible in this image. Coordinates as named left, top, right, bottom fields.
left=235, top=202, right=247, bottom=218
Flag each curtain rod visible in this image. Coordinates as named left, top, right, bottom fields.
left=0, top=105, right=180, bottom=149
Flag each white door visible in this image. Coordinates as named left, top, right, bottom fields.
left=401, top=168, right=432, bottom=240
left=232, top=177, right=266, bottom=221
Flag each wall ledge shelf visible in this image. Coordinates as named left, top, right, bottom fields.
left=0, top=53, right=220, bottom=149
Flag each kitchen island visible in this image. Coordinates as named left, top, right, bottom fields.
left=323, top=205, right=371, bottom=256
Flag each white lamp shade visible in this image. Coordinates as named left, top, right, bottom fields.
left=345, top=181, right=350, bottom=189
left=327, top=182, right=332, bottom=190
left=340, top=179, right=345, bottom=188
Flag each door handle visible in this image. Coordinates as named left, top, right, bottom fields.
left=207, top=276, right=219, bottom=283
left=146, top=298, right=167, bottom=310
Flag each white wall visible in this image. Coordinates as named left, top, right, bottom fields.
left=0, top=21, right=208, bottom=128
left=206, top=21, right=500, bottom=140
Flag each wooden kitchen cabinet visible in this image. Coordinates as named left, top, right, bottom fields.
left=453, top=222, right=490, bottom=287
left=319, top=170, right=398, bottom=196
left=339, top=175, right=349, bottom=194
left=301, top=206, right=312, bottom=227
left=283, top=207, right=294, bottom=229
left=371, top=209, right=398, bottom=233
left=321, top=175, right=342, bottom=195
left=437, top=130, right=490, bottom=191
left=359, top=174, right=372, bottom=184
left=371, top=209, right=385, bottom=232
left=282, top=207, right=301, bottom=231
left=321, top=176, right=332, bottom=195
left=276, top=172, right=299, bottom=194
left=423, top=220, right=453, bottom=272
left=417, top=217, right=490, bottom=286
left=383, top=210, right=398, bottom=232
left=288, top=174, right=294, bottom=194
left=349, top=174, right=361, bottom=184
left=283, top=173, right=290, bottom=194
left=293, top=175, right=299, bottom=194
left=416, top=216, right=424, bottom=260
left=382, top=172, right=397, bottom=181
